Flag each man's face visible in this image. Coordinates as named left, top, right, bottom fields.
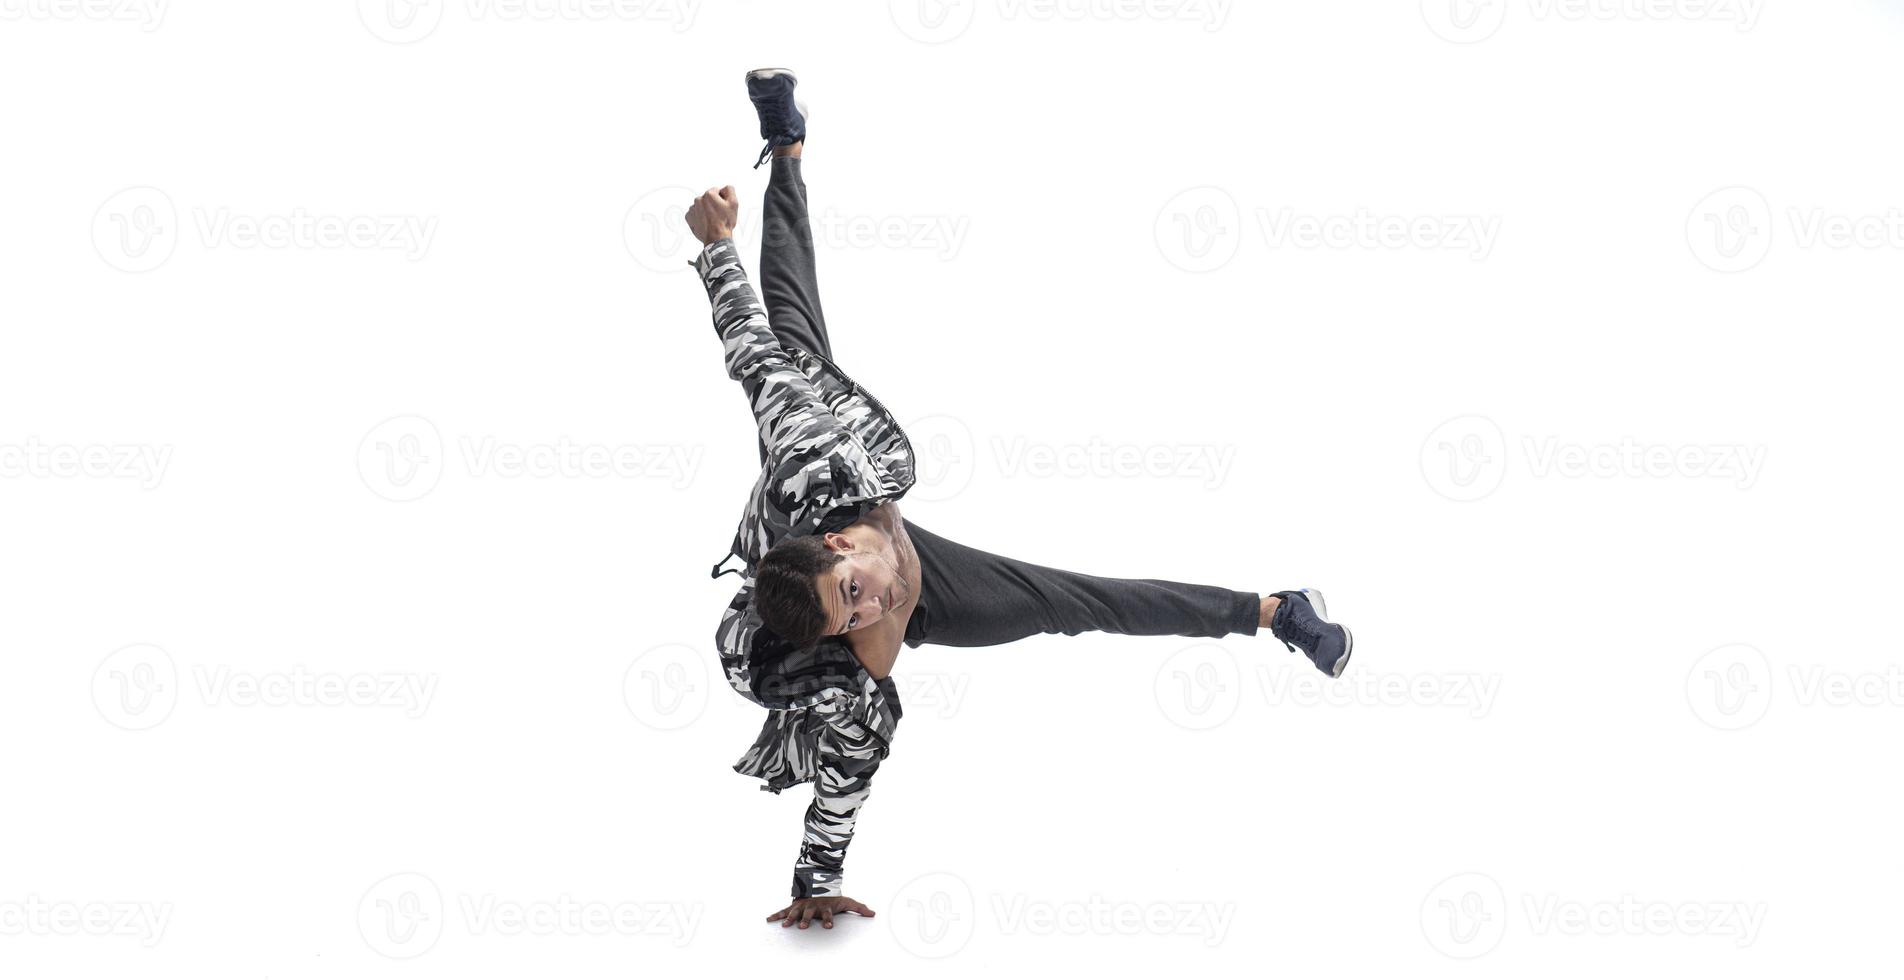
left=813, top=538, right=906, bottom=635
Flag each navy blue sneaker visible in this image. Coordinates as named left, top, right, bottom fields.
left=746, top=67, right=807, bottom=169
left=1270, top=588, right=1353, bottom=677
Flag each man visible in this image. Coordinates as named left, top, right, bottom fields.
left=687, top=68, right=1354, bottom=931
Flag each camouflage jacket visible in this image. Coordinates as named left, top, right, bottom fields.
left=692, top=237, right=916, bottom=900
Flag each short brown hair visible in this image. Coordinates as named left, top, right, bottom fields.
left=751, top=535, right=845, bottom=649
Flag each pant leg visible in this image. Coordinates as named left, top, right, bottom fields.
left=900, top=520, right=1261, bottom=649
left=759, top=155, right=831, bottom=358
left=754, top=154, right=831, bottom=465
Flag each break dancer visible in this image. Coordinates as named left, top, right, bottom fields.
left=686, top=68, right=1354, bottom=931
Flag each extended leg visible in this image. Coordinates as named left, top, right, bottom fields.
left=759, top=148, right=829, bottom=359
left=753, top=148, right=830, bottom=465
left=899, top=520, right=1261, bottom=649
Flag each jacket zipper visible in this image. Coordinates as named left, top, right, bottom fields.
left=804, top=349, right=918, bottom=499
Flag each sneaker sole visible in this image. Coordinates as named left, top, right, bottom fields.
left=746, top=68, right=796, bottom=81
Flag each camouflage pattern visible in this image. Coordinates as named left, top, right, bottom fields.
left=692, top=237, right=915, bottom=899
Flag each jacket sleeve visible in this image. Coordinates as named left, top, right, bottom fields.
left=791, top=714, right=887, bottom=899
left=693, top=237, right=892, bottom=566
left=693, top=238, right=862, bottom=469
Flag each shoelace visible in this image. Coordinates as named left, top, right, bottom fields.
left=751, top=94, right=798, bottom=169
left=1273, top=598, right=1320, bottom=655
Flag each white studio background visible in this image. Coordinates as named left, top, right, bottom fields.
left=2, top=0, right=1900, bottom=975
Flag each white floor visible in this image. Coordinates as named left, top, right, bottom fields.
left=4, top=1, right=1900, bottom=975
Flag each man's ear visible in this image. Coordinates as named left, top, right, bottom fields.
left=822, top=531, right=853, bottom=553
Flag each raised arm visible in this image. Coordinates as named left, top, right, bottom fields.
left=686, top=186, right=820, bottom=405
left=688, top=186, right=862, bottom=451
left=688, top=187, right=891, bottom=569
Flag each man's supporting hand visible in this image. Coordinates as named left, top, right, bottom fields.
left=686, top=185, right=739, bottom=245
left=767, top=895, right=876, bottom=930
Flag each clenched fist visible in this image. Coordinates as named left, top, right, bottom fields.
left=686, top=185, right=739, bottom=246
